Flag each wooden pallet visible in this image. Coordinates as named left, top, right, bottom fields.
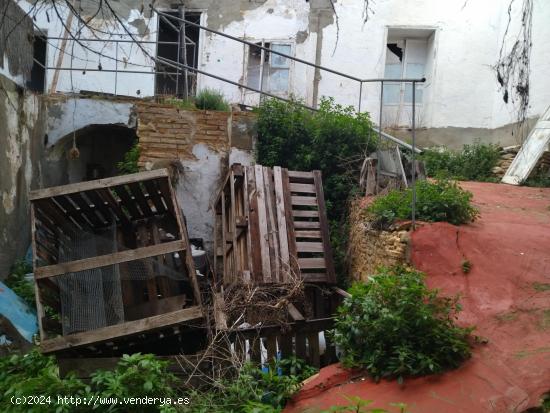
left=214, top=164, right=336, bottom=285
left=29, top=169, right=203, bottom=354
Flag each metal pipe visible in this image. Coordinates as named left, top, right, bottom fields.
left=376, top=80, right=384, bottom=193
left=372, top=128, right=422, bottom=154
left=114, top=43, right=118, bottom=96
left=411, top=81, right=417, bottom=230
left=46, top=37, right=180, bottom=45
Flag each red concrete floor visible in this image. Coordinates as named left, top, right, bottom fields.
left=285, top=182, right=550, bottom=413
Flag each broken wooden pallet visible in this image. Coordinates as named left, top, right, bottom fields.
left=213, top=164, right=336, bottom=285
left=29, top=169, right=203, bottom=354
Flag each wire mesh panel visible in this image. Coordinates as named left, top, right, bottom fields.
left=29, top=169, right=203, bottom=354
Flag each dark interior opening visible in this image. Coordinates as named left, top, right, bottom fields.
left=155, top=11, right=201, bottom=97
left=27, top=32, right=47, bottom=93
left=387, top=43, right=403, bottom=62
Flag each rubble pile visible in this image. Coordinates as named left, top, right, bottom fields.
left=492, top=145, right=550, bottom=178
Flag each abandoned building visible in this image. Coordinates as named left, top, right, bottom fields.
left=1, top=0, right=550, bottom=411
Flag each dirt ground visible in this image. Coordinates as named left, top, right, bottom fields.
left=285, top=182, right=550, bottom=413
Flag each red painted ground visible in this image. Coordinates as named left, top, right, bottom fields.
left=286, top=182, right=550, bottom=413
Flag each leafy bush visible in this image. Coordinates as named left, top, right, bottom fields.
left=117, top=141, right=141, bottom=175
left=0, top=350, right=180, bottom=412
left=5, top=260, right=35, bottom=310
left=256, top=97, right=377, bottom=284
left=367, top=179, right=478, bottom=226
left=332, top=266, right=473, bottom=382
left=194, top=88, right=230, bottom=111
left=421, top=141, right=500, bottom=181
left=182, top=358, right=317, bottom=413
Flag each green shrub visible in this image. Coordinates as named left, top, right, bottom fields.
left=117, top=141, right=141, bottom=175
left=165, top=97, right=197, bottom=111
left=367, top=179, right=478, bottom=226
left=194, top=88, right=230, bottom=111
left=332, top=266, right=473, bottom=382
left=5, top=260, right=35, bottom=310
left=422, top=141, right=500, bottom=181
left=256, top=97, right=377, bottom=284
left=0, top=350, right=180, bottom=412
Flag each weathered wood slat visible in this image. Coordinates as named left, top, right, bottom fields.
left=40, top=306, right=203, bottom=354
left=128, top=182, right=153, bottom=216
left=313, top=171, right=336, bottom=284
left=263, top=167, right=280, bottom=282
left=273, top=167, right=290, bottom=275
left=296, top=242, right=324, bottom=253
left=292, top=210, right=319, bottom=218
left=114, top=185, right=142, bottom=219
left=282, top=168, right=300, bottom=279
left=289, top=183, right=316, bottom=193
left=298, top=257, right=326, bottom=269
left=255, top=165, right=272, bottom=283
left=291, top=196, right=318, bottom=206
left=29, top=169, right=169, bottom=200
left=287, top=171, right=314, bottom=181
left=293, top=220, right=321, bottom=229
left=294, top=230, right=322, bottom=239
left=35, top=240, right=185, bottom=279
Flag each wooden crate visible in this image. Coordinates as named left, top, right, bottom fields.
left=214, top=164, right=336, bottom=285
left=29, top=169, right=203, bottom=354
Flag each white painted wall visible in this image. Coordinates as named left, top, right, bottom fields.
left=16, top=0, right=550, bottom=134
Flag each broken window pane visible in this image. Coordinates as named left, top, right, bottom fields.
left=271, top=44, right=291, bottom=68
left=246, top=42, right=291, bottom=94
left=246, top=43, right=263, bottom=89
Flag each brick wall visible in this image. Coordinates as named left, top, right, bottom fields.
left=135, top=102, right=256, bottom=168
left=349, top=199, right=410, bottom=282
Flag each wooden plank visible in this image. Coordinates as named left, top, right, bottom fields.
left=255, top=165, right=271, bottom=283
left=213, top=292, right=228, bottom=331
left=287, top=303, right=305, bottom=322
left=69, top=193, right=104, bottom=227
left=298, top=258, right=326, bottom=269
left=96, top=188, right=131, bottom=227
left=291, top=196, right=318, bottom=206
left=221, top=189, right=228, bottom=283
left=266, top=335, right=277, bottom=366
left=295, top=332, right=307, bottom=361
left=247, top=166, right=262, bottom=284
left=281, top=169, right=299, bottom=279
left=53, top=196, right=88, bottom=228
left=292, top=210, right=319, bottom=218
left=143, top=180, right=166, bottom=214
left=296, top=242, right=324, bottom=253
left=230, top=170, right=239, bottom=281
left=114, top=185, right=142, bottom=219
left=302, top=273, right=328, bottom=283
left=273, top=167, right=290, bottom=278
left=313, top=170, right=336, bottom=284
left=279, top=334, right=293, bottom=360
left=30, top=169, right=170, bottom=200
left=332, top=286, right=351, bottom=299
left=242, top=167, right=253, bottom=280
left=129, top=182, right=153, bottom=216
left=250, top=336, right=262, bottom=365
left=289, top=183, right=316, bottom=193
left=34, top=198, right=76, bottom=234
left=293, top=221, right=321, bottom=229
left=35, top=240, right=185, bottom=279
left=40, top=306, right=203, bottom=354
left=307, top=331, right=321, bottom=368
left=84, top=190, right=113, bottom=224
left=30, top=206, right=46, bottom=339
left=294, top=230, right=322, bottom=239
left=287, top=171, right=314, bottom=181
left=263, top=167, right=280, bottom=282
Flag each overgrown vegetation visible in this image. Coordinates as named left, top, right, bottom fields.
left=117, top=141, right=141, bottom=175
left=5, top=260, right=35, bottom=310
left=256, top=97, right=377, bottom=283
left=332, top=266, right=473, bottom=383
left=0, top=349, right=315, bottom=413
left=524, top=169, right=550, bottom=188
left=367, top=179, right=478, bottom=227
left=194, top=88, right=231, bottom=111
left=421, top=142, right=501, bottom=181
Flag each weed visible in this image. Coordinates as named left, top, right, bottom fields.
left=117, top=141, right=141, bottom=175
left=5, top=260, right=35, bottom=310
left=461, top=259, right=472, bottom=274
left=367, top=179, right=478, bottom=227
left=421, top=141, right=501, bottom=181
left=331, top=266, right=473, bottom=383
left=194, top=88, right=230, bottom=111
left=533, top=282, right=550, bottom=292
left=322, top=396, right=408, bottom=413
left=165, top=97, right=197, bottom=111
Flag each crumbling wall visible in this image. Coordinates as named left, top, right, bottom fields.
left=0, top=74, right=47, bottom=278
left=349, top=199, right=410, bottom=283
left=135, top=102, right=256, bottom=252
left=491, top=145, right=550, bottom=179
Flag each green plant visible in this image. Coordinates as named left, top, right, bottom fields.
left=194, top=88, right=230, bottom=111
left=256, top=97, right=377, bottom=284
left=367, top=179, right=478, bottom=226
left=421, top=141, right=501, bottom=181
left=165, top=97, right=197, bottom=111
left=524, top=169, right=550, bottom=188
left=322, top=396, right=408, bottom=413
left=332, top=266, right=473, bottom=382
left=5, top=259, right=35, bottom=310
left=461, top=259, right=472, bottom=274
left=117, top=141, right=141, bottom=175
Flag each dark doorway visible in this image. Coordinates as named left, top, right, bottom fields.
left=26, top=32, right=47, bottom=93
left=155, top=11, right=201, bottom=97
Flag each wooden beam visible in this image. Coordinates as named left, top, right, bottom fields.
left=273, top=167, right=290, bottom=277
left=287, top=303, right=305, bottom=322
left=29, top=169, right=169, bottom=200
left=332, top=286, right=351, bottom=299
left=35, top=240, right=185, bottom=279
left=313, top=171, right=336, bottom=284
left=40, top=306, right=203, bottom=354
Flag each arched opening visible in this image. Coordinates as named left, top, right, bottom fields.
left=55, top=124, right=137, bottom=184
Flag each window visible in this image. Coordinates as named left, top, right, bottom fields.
left=383, top=38, right=427, bottom=105
left=246, top=42, right=291, bottom=94
left=26, top=32, right=47, bottom=93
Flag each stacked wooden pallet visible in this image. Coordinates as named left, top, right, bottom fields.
left=29, top=169, right=203, bottom=355
left=214, top=164, right=336, bottom=285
